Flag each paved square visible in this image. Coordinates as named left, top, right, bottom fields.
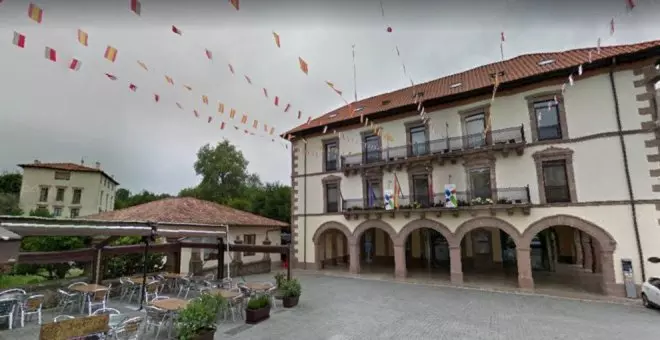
left=2, top=272, right=659, bottom=339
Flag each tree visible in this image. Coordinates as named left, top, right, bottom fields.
left=0, top=171, right=22, bottom=195
left=250, top=183, right=291, bottom=223
left=194, top=141, right=249, bottom=203
left=0, top=193, right=22, bottom=216
left=101, top=236, right=164, bottom=279
left=114, top=189, right=171, bottom=210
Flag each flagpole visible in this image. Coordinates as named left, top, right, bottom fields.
left=352, top=44, right=358, bottom=103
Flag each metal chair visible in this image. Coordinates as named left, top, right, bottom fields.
left=86, top=289, right=109, bottom=315
left=114, top=316, right=143, bottom=340
left=92, top=307, right=121, bottom=316
left=144, top=281, right=160, bottom=303
left=53, top=315, right=74, bottom=322
left=20, top=294, right=44, bottom=327
left=0, top=299, right=18, bottom=330
left=144, top=305, right=169, bottom=339
left=56, top=289, right=79, bottom=314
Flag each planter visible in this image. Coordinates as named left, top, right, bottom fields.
left=245, top=305, right=271, bottom=324
left=282, top=296, right=299, bottom=308
left=188, top=327, right=216, bottom=340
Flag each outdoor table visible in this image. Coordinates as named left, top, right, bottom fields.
left=209, top=289, right=241, bottom=299
left=151, top=298, right=189, bottom=311
left=244, top=282, right=271, bottom=291
left=108, top=314, right=126, bottom=329
left=69, top=284, right=108, bottom=313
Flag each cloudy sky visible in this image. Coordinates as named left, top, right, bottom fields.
left=0, top=0, right=658, bottom=195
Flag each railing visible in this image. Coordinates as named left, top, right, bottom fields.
left=341, top=186, right=530, bottom=212
left=341, top=124, right=525, bottom=168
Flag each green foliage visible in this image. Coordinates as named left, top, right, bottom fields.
left=0, top=193, right=23, bottom=216
left=251, top=183, right=291, bottom=223
left=0, top=274, right=46, bottom=289
left=246, top=294, right=270, bottom=310
left=101, top=236, right=165, bottom=279
left=114, top=189, right=171, bottom=210
left=29, top=207, right=53, bottom=218
left=280, top=278, right=302, bottom=298
left=17, top=234, right=87, bottom=279
left=274, top=272, right=285, bottom=288
left=176, top=293, right=227, bottom=340
left=194, top=141, right=250, bottom=203
left=0, top=171, right=22, bottom=195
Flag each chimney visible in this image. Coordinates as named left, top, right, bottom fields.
left=95, top=161, right=101, bottom=169
left=33, top=159, right=40, bottom=164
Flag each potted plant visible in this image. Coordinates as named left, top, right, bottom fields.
left=176, top=293, right=226, bottom=340
left=280, top=278, right=302, bottom=308
left=245, top=294, right=271, bottom=324
left=274, top=272, right=285, bottom=288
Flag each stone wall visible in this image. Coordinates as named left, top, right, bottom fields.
left=200, top=259, right=272, bottom=277
left=3, top=276, right=92, bottom=309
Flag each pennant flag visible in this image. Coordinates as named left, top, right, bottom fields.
left=44, top=47, right=56, bottom=62
left=28, top=3, right=43, bottom=23
left=264, top=124, right=268, bottom=132
left=205, top=49, right=213, bottom=60
left=297, top=111, right=302, bottom=119
left=202, top=95, right=209, bottom=104
left=252, top=120, right=258, bottom=129
left=208, top=116, right=213, bottom=123
left=228, top=64, right=235, bottom=74
left=274, top=96, right=279, bottom=106
left=229, top=108, right=236, bottom=119
left=221, top=122, right=226, bottom=130
left=165, top=75, right=174, bottom=85
left=176, top=102, right=183, bottom=109
left=273, top=32, right=281, bottom=47
left=263, top=88, right=268, bottom=97
left=218, top=102, right=225, bottom=113
left=69, top=59, right=82, bottom=71
left=129, top=83, right=137, bottom=92
left=154, top=94, right=160, bottom=102
left=610, top=18, right=615, bottom=36
left=77, top=29, right=88, bottom=46
left=626, top=0, right=635, bottom=11
left=105, top=73, right=117, bottom=80
left=500, top=31, right=505, bottom=42
left=193, top=110, right=199, bottom=117
left=137, top=60, right=148, bottom=71
left=588, top=51, right=593, bottom=63
left=241, top=114, right=248, bottom=124
left=172, top=25, right=182, bottom=35
left=244, top=75, right=252, bottom=84
left=298, top=57, right=309, bottom=74
left=12, top=32, right=25, bottom=48
left=269, top=127, right=275, bottom=135
left=284, top=103, right=291, bottom=112
left=229, top=0, right=239, bottom=10
left=104, top=46, right=118, bottom=62
left=183, top=85, right=192, bottom=91
left=130, top=0, right=141, bottom=15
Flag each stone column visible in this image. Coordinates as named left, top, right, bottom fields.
left=349, top=240, right=360, bottom=274
left=262, top=237, right=272, bottom=261
left=337, top=235, right=346, bottom=265
left=394, top=244, right=407, bottom=280
left=599, top=250, right=617, bottom=296
left=315, top=242, right=324, bottom=270
left=330, top=231, right=338, bottom=266
left=580, top=232, right=593, bottom=272
left=593, top=241, right=602, bottom=273
left=233, top=236, right=243, bottom=264
left=450, top=246, right=463, bottom=284
left=573, top=229, right=583, bottom=266
left=516, top=247, right=534, bottom=290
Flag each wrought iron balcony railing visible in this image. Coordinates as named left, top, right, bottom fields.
left=341, top=124, right=525, bottom=168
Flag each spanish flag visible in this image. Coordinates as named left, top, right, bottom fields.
left=77, top=29, right=88, bottom=46
left=137, top=60, right=148, bottom=71
left=104, top=46, right=118, bottom=62
left=220, top=122, right=226, bottom=130
left=252, top=120, right=258, bottom=129
left=130, top=0, right=141, bottom=15
left=69, top=59, right=82, bottom=71
left=202, top=95, right=208, bottom=105
left=12, top=32, right=26, bottom=48
left=44, top=47, right=56, bottom=62
left=183, top=85, right=192, bottom=91
left=218, top=102, right=224, bottom=114
left=165, top=75, right=174, bottom=85
left=229, top=0, right=239, bottom=10
left=193, top=110, right=199, bottom=117
left=241, top=114, right=248, bottom=124
left=298, top=57, right=308, bottom=75
left=393, top=174, right=402, bottom=209
left=229, top=109, right=236, bottom=119
left=28, top=3, right=43, bottom=23
left=272, top=32, right=281, bottom=48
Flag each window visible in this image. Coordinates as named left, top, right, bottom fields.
left=534, top=100, right=562, bottom=140
left=53, top=207, right=62, bottom=217
left=243, top=234, right=256, bottom=256
left=70, top=208, right=80, bottom=218
left=468, top=168, right=492, bottom=200
left=39, top=187, right=49, bottom=202
left=323, top=139, right=339, bottom=172
left=55, top=188, right=65, bottom=202
left=54, top=171, right=70, bottom=180
left=364, top=178, right=382, bottom=208
left=105, top=193, right=109, bottom=210
left=72, top=189, right=82, bottom=204
left=100, top=191, right=104, bottom=206
left=407, top=125, right=428, bottom=156
left=464, top=113, right=486, bottom=149
left=325, top=183, right=339, bottom=213
left=363, top=134, right=381, bottom=164
left=542, top=160, right=570, bottom=203
left=411, top=174, right=430, bottom=207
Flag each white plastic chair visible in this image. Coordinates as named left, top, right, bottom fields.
left=86, top=289, right=109, bottom=315
left=20, top=294, right=44, bottom=327
left=144, top=306, right=169, bottom=339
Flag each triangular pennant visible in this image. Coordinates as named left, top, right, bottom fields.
left=298, top=57, right=309, bottom=75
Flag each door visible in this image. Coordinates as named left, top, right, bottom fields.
left=468, top=168, right=492, bottom=201
left=471, top=229, right=493, bottom=270
left=464, top=113, right=485, bottom=149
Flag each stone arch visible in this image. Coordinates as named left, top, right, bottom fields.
left=521, top=215, right=616, bottom=252
left=395, top=218, right=456, bottom=247
left=312, top=221, right=354, bottom=245
left=353, top=219, right=397, bottom=242
left=454, top=216, right=522, bottom=247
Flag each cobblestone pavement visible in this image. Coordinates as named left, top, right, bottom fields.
left=1, top=272, right=659, bottom=340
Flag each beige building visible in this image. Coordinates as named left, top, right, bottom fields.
left=285, top=40, right=660, bottom=297
left=18, top=161, right=119, bottom=218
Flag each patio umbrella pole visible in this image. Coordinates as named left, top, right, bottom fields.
left=137, top=235, right=150, bottom=311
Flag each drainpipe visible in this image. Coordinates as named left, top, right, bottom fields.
left=303, top=142, right=308, bottom=269
left=608, top=57, right=646, bottom=281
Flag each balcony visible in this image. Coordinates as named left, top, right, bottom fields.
left=341, top=186, right=531, bottom=220
left=341, top=125, right=525, bottom=175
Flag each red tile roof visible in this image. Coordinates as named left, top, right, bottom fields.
left=82, top=197, right=288, bottom=228
left=285, top=39, right=660, bottom=136
left=18, top=162, right=119, bottom=185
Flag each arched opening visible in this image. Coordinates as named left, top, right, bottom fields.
left=455, top=217, right=521, bottom=288
left=399, top=220, right=454, bottom=281
left=313, top=222, right=352, bottom=272
left=523, top=216, right=616, bottom=295
left=353, top=221, right=397, bottom=275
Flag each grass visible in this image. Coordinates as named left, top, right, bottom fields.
left=0, top=274, right=46, bottom=289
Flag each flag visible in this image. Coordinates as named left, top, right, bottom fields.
left=205, top=49, right=212, bottom=60
left=105, top=73, right=117, bottom=80
left=208, top=116, right=213, bottom=123
left=130, top=0, right=141, bottom=15
left=165, top=75, right=174, bottom=85
left=228, top=64, right=235, bottom=74
left=252, top=120, right=258, bottom=128
left=28, top=3, right=43, bottom=23
left=44, top=47, right=56, bottom=62
left=172, top=25, right=182, bottom=35
left=69, top=59, right=82, bottom=71
left=229, top=108, right=236, bottom=119
left=77, top=29, right=88, bottom=46
left=129, top=83, right=137, bottom=91
left=298, top=57, right=309, bottom=74
left=176, top=102, right=183, bottom=109
left=104, top=46, right=118, bottom=62
left=322, top=126, right=328, bottom=134
left=202, top=95, right=208, bottom=104
left=597, top=38, right=602, bottom=54
left=393, top=174, right=402, bottom=209
left=500, top=31, right=505, bottom=42
left=193, top=110, right=199, bottom=117
left=241, top=115, right=248, bottom=124
left=626, top=0, right=636, bottom=10
left=284, top=103, right=291, bottom=112
left=588, top=51, right=593, bottom=63
left=269, top=127, right=275, bottom=135
left=183, top=85, right=192, bottom=91
left=12, top=32, right=25, bottom=48
left=272, top=32, right=281, bottom=47
left=221, top=122, right=226, bottom=130
left=137, top=60, right=148, bottom=71
left=154, top=94, right=160, bottom=102
left=263, top=88, right=268, bottom=97
left=244, top=75, right=252, bottom=84
left=229, top=0, right=239, bottom=10
left=264, top=124, right=268, bottom=132
left=297, top=111, right=302, bottom=119
left=306, top=116, right=312, bottom=125
left=274, top=96, right=279, bottom=106
left=218, top=102, right=224, bottom=113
